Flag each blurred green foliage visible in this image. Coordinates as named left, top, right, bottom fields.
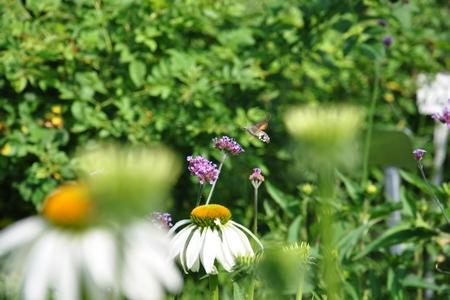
left=1, top=0, right=449, bottom=298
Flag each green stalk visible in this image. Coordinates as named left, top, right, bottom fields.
left=361, top=62, right=381, bottom=185
left=296, top=272, right=304, bottom=300
left=246, top=279, right=255, bottom=300
left=196, top=184, right=205, bottom=207
left=209, top=275, right=219, bottom=300
left=205, top=153, right=227, bottom=205
left=318, top=168, right=341, bottom=300
left=418, top=162, right=450, bottom=224
left=253, top=186, right=259, bottom=235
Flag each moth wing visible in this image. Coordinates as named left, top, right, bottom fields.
left=255, top=120, right=269, bottom=131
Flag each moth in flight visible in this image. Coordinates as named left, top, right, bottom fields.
left=245, top=119, right=270, bottom=143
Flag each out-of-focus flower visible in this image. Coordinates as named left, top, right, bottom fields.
left=78, top=145, right=180, bottom=222
left=51, top=105, right=62, bottom=114
left=366, top=183, right=377, bottom=194
left=0, top=183, right=182, bottom=300
left=377, top=19, right=388, bottom=27
left=1, top=144, right=12, bottom=156
left=150, top=212, right=173, bottom=229
left=249, top=168, right=265, bottom=189
left=300, top=183, right=313, bottom=195
left=413, top=148, right=426, bottom=161
left=187, top=155, right=219, bottom=184
left=212, top=136, right=244, bottom=155
left=384, top=93, right=395, bottom=103
left=169, top=204, right=263, bottom=274
left=386, top=81, right=401, bottom=91
left=284, top=106, right=363, bottom=170
left=431, top=101, right=450, bottom=127
left=51, top=116, right=64, bottom=128
left=383, top=35, right=393, bottom=47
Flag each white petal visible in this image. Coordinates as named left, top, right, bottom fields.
left=186, top=227, right=209, bottom=270
left=129, top=229, right=182, bottom=293
left=231, top=221, right=264, bottom=251
left=222, top=225, right=246, bottom=256
left=0, top=217, right=46, bottom=256
left=215, top=236, right=234, bottom=271
left=200, top=228, right=220, bottom=274
left=168, top=219, right=191, bottom=236
left=52, top=236, right=79, bottom=300
left=82, top=229, right=117, bottom=289
left=122, top=249, right=163, bottom=300
left=229, top=224, right=254, bottom=255
left=22, top=230, right=59, bottom=300
left=169, top=224, right=194, bottom=260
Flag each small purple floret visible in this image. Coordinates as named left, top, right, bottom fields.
left=413, top=149, right=426, bottom=161
left=431, top=102, right=450, bottom=127
left=150, top=212, right=173, bottom=229
left=249, top=168, right=265, bottom=182
left=187, top=155, right=219, bottom=184
left=212, top=136, right=244, bottom=155
left=383, top=35, right=393, bottom=47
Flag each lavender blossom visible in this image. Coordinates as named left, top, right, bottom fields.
left=150, top=212, right=173, bottom=229
left=212, top=136, right=244, bottom=155
left=432, top=101, right=450, bottom=127
left=249, top=168, right=265, bottom=183
left=383, top=35, right=393, bottom=47
left=413, top=149, right=426, bottom=161
left=187, top=155, right=219, bottom=184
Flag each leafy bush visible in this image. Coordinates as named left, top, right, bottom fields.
left=1, top=0, right=449, bottom=298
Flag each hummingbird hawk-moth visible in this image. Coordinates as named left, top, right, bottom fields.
left=245, top=119, right=270, bottom=143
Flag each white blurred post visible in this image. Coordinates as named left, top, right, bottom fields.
left=432, top=123, right=448, bottom=184
left=384, top=166, right=403, bottom=255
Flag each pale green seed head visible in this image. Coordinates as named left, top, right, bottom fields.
left=284, top=105, right=363, bottom=170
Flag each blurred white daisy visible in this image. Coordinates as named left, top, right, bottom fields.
left=0, top=183, right=182, bottom=300
left=169, top=204, right=263, bottom=274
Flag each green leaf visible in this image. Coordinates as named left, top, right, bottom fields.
left=265, top=181, right=296, bottom=217
left=401, top=274, right=444, bottom=291
left=354, top=224, right=438, bottom=260
left=129, top=60, right=147, bottom=87
left=287, top=215, right=302, bottom=242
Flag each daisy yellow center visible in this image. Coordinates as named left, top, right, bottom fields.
left=190, top=204, right=231, bottom=227
left=42, top=183, right=92, bottom=227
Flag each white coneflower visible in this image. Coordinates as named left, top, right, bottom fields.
left=0, top=183, right=182, bottom=300
left=169, top=204, right=263, bottom=274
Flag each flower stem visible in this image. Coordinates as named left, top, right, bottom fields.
left=362, top=61, right=381, bottom=185
left=205, top=153, right=227, bottom=205
left=296, top=272, right=304, bottom=300
left=209, top=275, right=219, bottom=300
left=253, top=186, right=259, bottom=235
left=318, top=168, right=342, bottom=300
left=418, top=162, right=450, bottom=224
left=196, top=184, right=205, bottom=207
left=246, top=278, right=255, bottom=300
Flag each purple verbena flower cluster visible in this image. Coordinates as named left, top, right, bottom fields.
left=413, top=149, right=426, bottom=161
left=212, top=136, right=244, bottom=155
left=150, top=212, right=173, bottom=229
left=249, top=168, right=265, bottom=182
left=187, top=155, right=219, bottom=184
left=431, top=101, right=450, bottom=127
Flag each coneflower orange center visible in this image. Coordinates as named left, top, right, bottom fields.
left=191, top=204, right=231, bottom=227
left=42, top=183, right=92, bottom=227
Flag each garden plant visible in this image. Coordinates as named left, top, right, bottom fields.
left=0, top=0, right=449, bottom=299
